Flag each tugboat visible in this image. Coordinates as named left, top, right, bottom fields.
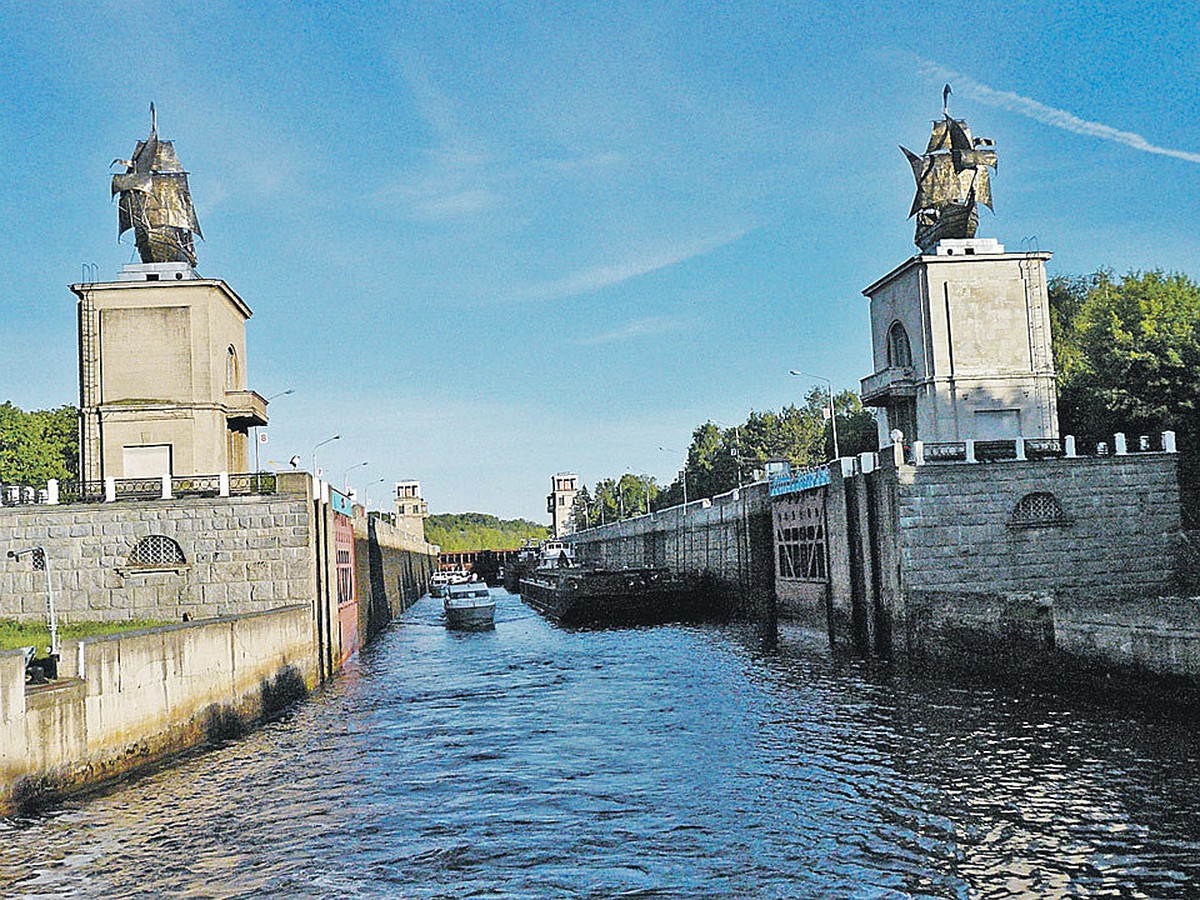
left=518, top=541, right=703, bottom=626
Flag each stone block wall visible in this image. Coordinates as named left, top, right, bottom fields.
left=0, top=495, right=316, bottom=623
left=897, top=453, right=1181, bottom=598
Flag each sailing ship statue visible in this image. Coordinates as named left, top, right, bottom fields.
left=901, top=85, right=997, bottom=252
left=111, top=103, right=203, bottom=267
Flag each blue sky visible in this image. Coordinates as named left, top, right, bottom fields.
left=2, top=2, right=1198, bottom=521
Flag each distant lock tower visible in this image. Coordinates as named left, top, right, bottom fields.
left=859, top=88, right=1058, bottom=447
left=547, top=474, right=579, bottom=537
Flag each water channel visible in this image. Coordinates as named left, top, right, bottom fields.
left=4, top=587, right=1200, bottom=898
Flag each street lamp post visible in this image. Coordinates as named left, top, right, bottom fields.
left=8, top=547, right=57, bottom=659
left=255, top=388, right=294, bottom=491
left=789, top=370, right=840, bottom=460
left=342, top=460, right=369, bottom=491
left=362, top=477, right=387, bottom=509
left=311, top=434, right=340, bottom=479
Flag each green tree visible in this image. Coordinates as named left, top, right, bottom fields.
left=1052, top=269, right=1200, bottom=443
left=0, top=403, right=78, bottom=486
left=423, top=513, right=549, bottom=552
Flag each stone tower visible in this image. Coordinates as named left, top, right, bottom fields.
left=860, top=98, right=1057, bottom=446
left=394, top=480, right=429, bottom=538
left=72, top=111, right=268, bottom=482
left=547, top=473, right=579, bottom=537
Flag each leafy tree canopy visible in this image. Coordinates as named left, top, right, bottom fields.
left=424, top=512, right=549, bottom=552
left=579, top=388, right=879, bottom=520
left=0, top=402, right=77, bottom=486
left=1050, top=269, right=1200, bottom=443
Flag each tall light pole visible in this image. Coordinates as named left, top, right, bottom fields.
left=342, top=460, right=369, bottom=491
left=789, top=370, right=840, bottom=460
left=311, top=434, right=340, bottom=478
left=8, top=547, right=57, bottom=657
left=362, top=477, right=386, bottom=509
left=255, top=388, right=293, bottom=488
left=658, top=446, right=688, bottom=508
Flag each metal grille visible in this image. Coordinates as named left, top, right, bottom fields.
left=1025, top=438, right=1064, bottom=460
left=924, top=442, right=967, bottom=462
left=1010, top=492, right=1067, bottom=527
left=127, top=535, right=187, bottom=567
left=172, top=475, right=221, bottom=497
left=975, top=440, right=1018, bottom=462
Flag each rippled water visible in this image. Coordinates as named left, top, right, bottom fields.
left=4, top=588, right=1200, bottom=898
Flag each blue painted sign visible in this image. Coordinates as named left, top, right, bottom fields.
left=329, top=487, right=354, bottom=517
left=769, top=465, right=831, bottom=497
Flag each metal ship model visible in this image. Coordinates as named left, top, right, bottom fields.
left=111, top=104, right=203, bottom=266
left=901, top=86, right=997, bottom=252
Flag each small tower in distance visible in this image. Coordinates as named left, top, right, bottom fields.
left=395, top=481, right=429, bottom=537
left=547, top=473, right=579, bottom=537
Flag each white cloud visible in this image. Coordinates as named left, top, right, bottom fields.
left=918, top=59, right=1200, bottom=165
left=574, top=315, right=688, bottom=345
left=513, top=227, right=751, bottom=303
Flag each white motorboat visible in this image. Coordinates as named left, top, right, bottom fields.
left=444, top=580, right=496, bottom=630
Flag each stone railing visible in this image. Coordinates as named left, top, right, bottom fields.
left=909, top=432, right=1177, bottom=466
left=1, top=472, right=282, bottom=507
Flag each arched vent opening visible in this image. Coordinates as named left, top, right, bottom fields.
left=1010, top=492, right=1069, bottom=528
left=127, top=535, right=187, bottom=568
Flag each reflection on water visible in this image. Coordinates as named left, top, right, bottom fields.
left=3, top=588, right=1200, bottom=898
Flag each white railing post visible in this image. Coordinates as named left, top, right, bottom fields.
left=892, top=442, right=905, bottom=467
left=965, top=440, right=977, bottom=463
left=219, top=472, right=230, bottom=497
left=1114, top=432, right=1128, bottom=456
left=1015, top=437, right=1027, bottom=461
left=858, top=451, right=876, bottom=475
left=160, top=473, right=172, bottom=499
left=313, top=476, right=322, bottom=501
left=1163, top=430, right=1177, bottom=453
left=1065, top=435, right=1077, bottom=458
left=47, top=479, right=59, bottom=505
left=104, top=476, right=116, bottom=503
left=912, top=440, right=925, bottom=466
left=839, top=457, right=856, bottom=478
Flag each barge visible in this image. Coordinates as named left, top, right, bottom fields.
left=519, top=565, right=704, bottom=626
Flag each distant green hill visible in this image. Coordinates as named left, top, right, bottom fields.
left=424, top=512, right=549, bottom=552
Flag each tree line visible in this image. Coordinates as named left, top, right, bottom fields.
left=573, top=389, right=879, bottom=527
left=423, top=512, right=549, bottom=552
left=0, top=403, right=76, bottom=485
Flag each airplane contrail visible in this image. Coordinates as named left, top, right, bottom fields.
left=919, top=59, right=1200, bottom=165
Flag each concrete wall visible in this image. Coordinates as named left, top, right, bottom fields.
left=0, top=604, right=315, bottom=814
left=353, top=512, right=435, bottom=645
left=568, top=482, right=775, bottom=618
left=0, top=493, right=316, bottom=623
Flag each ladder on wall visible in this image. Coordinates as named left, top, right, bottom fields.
left=78, top=278, right=101, bottom=485
left=1021, top=255, right=1056, bottom=437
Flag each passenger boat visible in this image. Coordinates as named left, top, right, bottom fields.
left=444, top=580, right=496, bottom=630
left=429, top=571, right=450, bottom=599
left=520, top=557, right=703, bottom=626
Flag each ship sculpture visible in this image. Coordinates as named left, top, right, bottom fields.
left=901, top=85, right=997, bottom=252
left=111, top=104, right=202, bottom=267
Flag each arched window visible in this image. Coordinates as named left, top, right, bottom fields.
left=226, top=345, right=239, bottom=391
left=887, top=322, right=913, bottom=368
left=126, top=535, right=187, bottom=568
left=1009, top=492, right=1068, bottom=527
